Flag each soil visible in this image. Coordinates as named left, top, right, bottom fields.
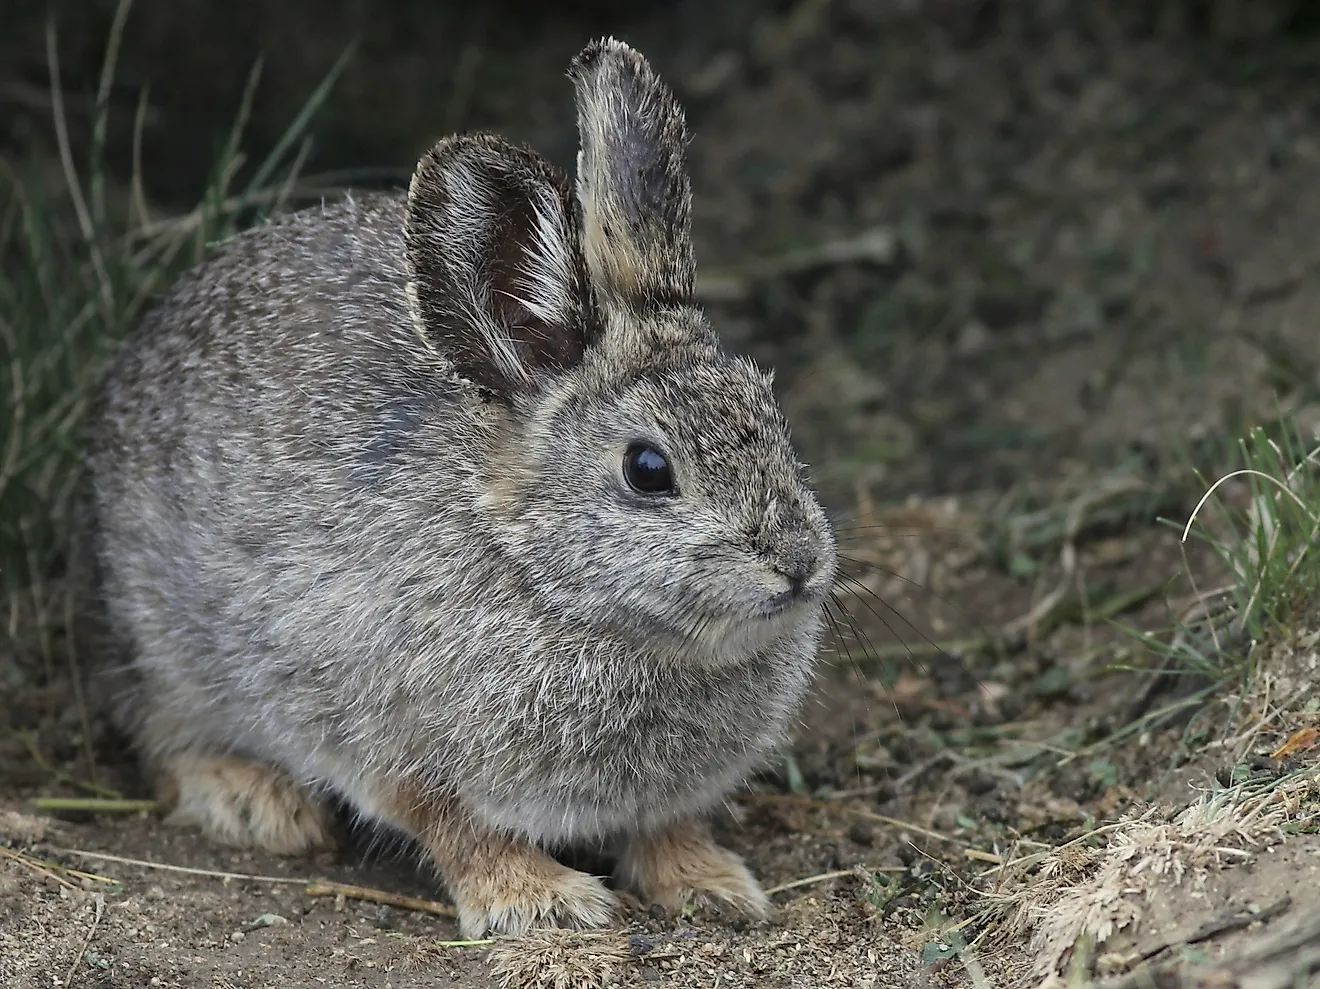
left=4, top=2, right=1320, bottom=987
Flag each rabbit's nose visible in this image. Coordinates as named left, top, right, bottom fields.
left=773, top=530, right=820, bottom=595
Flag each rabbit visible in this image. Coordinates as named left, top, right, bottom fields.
left=82, top=37, right=838, bottom=939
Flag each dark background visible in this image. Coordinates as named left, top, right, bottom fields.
left=5, top=0, right=1319, bottom=207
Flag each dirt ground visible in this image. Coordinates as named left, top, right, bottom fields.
left=4, top=2, right=1320, bottom=987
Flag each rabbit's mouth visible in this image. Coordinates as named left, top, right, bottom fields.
left=679, top=601, right=824, bottom=671
left=762, top=587, right=817, bottom=617
left=757, top=554, right=836, bottom=618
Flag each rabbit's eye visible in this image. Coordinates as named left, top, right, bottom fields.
left=623, top=443, right=675, bottom=495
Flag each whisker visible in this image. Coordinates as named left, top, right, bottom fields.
left=836, top=554, right=984, bottom=633
left=821, top=599, right=856, bottom=670
left=830, top=592, right=905, bottom=721
left=833, top=572, right=938, bottom=680
left=828, top=592, right=882, bottom=669
left=833, top=523, right=971, bottom=537
left=822, top=598, right=877, bottom=790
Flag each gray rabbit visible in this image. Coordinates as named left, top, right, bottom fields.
left=83, top=38, right=837, bottom=938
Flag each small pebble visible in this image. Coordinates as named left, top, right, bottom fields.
left=230, top=931, right=245, bottom=942
left=848, top=822, right=876, bottom=846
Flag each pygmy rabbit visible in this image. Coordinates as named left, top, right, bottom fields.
left=84, top=38, right=838, bottom=937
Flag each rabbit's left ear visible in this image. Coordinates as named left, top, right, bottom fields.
left=404, top=134, right=597, bottom=396
left=568, top=38, right=694, bottom=309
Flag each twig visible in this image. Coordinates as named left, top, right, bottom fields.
left=1149, top=893, right=1293, bottom=961
left=694, top=227, right=897, bottom=303
left=975, top=819, right=1139, bottom=882
left=30, top=857, right=120, bottom=886
left=51, top=849, right=458, bottom=919
left=894, top=752, right=954, bottom=790
left=16, top=731, right=123, bottom=799
left=304, top=880, right=458, bottom=919
left=52, top=847, right=311, bottom=884
left=763, top=868, right=859, bottom=896
left=1059, top=688, right=1217, bottom=764
left=737, top=793, right=967, bottom=847
left=1106, top=895, right=1298, bottom=988
left=64, top=892, right=105, bottom=987
left=0, top=846, right=79, bottom=890
left=826, top=782, right=891, bottom=800
left=34, top=797, right=158, bottom=814
left=1, top=847, right=121, bottom=886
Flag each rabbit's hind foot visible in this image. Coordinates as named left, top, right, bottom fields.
left=159, top=752, right=331, bottom=856
left=615, top=818, right=771, bottom=922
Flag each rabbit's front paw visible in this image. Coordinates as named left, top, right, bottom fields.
left=452, top=854, right=618, bottom=939
left=162, top=753, right=331, bottom=855
left=617, top=819, right=771, bottom=921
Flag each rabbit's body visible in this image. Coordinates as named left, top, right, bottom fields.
left=86, top=41, right=836, bottom=937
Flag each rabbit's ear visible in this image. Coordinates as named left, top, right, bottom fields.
left=404, top=135, right=596, bottom=395
left=568, top=38, right=694, bottom=308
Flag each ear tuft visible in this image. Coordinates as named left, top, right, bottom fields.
left=404, top=135, right=595, bottom=395
left=568, top=38, right=694, bottom=308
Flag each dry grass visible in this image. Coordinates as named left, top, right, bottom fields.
left=977, top=747, right=1320, bottom=985
left=0, top=0, right=349, bottom=694
left=487, top=930, right=633, bottom=989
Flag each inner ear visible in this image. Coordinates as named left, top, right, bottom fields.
left=404, top=135, right=597, bottom=395
left=487, top=195, right=587, bottom=374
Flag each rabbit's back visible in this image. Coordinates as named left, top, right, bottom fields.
left=88, top=193, right=484, bottom=765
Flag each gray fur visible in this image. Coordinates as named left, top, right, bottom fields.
left=85, top=39, right=836, bottom=873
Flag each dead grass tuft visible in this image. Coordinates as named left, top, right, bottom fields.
left=995, top=769, right=1320, bottom=983
left=487, top=929, right=633, bottom=989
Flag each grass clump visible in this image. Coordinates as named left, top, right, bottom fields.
left=0, top=0, right=350, bottom=685
left=1160, top=417, right=1320, bottom=684
left=1191, top=421, right=1320, bottom=636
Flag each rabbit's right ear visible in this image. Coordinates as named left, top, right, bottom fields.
left=404, top=135, right=596, bottom=396
left=568, top=39, right=694, bottom=309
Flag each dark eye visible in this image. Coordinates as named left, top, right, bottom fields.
left=623, top=442, right=675, bottom=495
